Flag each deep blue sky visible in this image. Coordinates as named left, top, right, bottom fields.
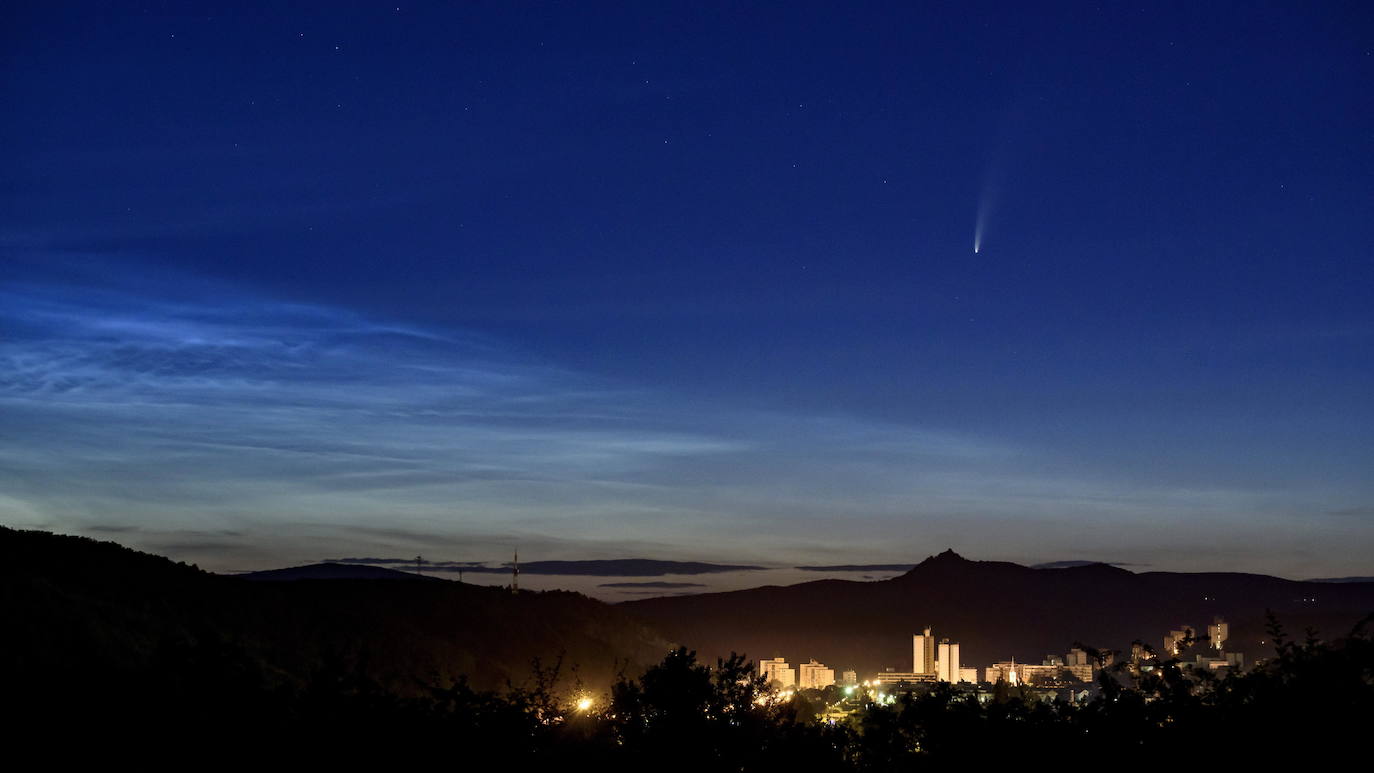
left=3, top=2, right=1372, bottom=581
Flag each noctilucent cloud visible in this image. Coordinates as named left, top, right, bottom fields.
left=3, top=3, right=1371, bottom=581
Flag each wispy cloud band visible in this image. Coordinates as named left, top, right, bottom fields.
left=2, top=277, right=1370, bottom=579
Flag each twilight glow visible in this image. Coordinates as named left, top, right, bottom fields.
left=2, top=3, right=1371, bottom=583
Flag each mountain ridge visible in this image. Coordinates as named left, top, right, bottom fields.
left=3, top=527, right=672, bottom=695
left=238, top=562, right=446, bottom=581
left=622, top=548, right=1374, bottom=677
left=326, top=557, right=768, bottom=576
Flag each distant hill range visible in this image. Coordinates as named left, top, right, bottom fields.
left=622, top=550, right=1374, bottom=677
left=11, top=527, right=1372, bottom=695
left=2, top=527, right=671, bottom=697
left=461, top=559, right=766, bottom=576
left=238, top=562, right=446, bottom=581
left=324, top=557, right=767, bottom=576
left=1307, top=576, right=1374, bottom=584
left=796, top=564, right=917, bottom=572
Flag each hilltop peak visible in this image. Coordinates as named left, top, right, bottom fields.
left=919, top=549, right=969, bottom=565
left=892, top=549, right=1032, bottom=583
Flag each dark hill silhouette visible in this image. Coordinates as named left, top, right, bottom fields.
left=238, top=561, right=444, bottom=581
left=1308, top=576, right=1374, bottom=583
left=1031, top=559, right=1133, bottom=569
left=330, top=557, right=769, bottom=576
left=3, top=527, right=671, bottom=701
left=461, top=558, right=767, bottom=576
left=796, top=563, right=917, bottom=572
left=622, top=549, right=1374, bottom=677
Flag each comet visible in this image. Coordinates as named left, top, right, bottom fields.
left=973, top=185, right=993, bottom=254
left=973, top=112, right=1012, bottom=254
left=972, top=94, right=1035, bottom=254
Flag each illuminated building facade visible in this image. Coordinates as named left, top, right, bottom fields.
left=912, top=626, right=936, bottom=674
left=871, top=671, right=938, bottom=688
left=936, top=640, right=961, bottom=682
left=985, top=661, right=1093, bottom=685
left=1164, top=626, right=1195, bottom=656
left=1208, top=618, right=1229, bottom=650
left=797, top=659, right=835, bottom=689
left=759, top=657, right=795, bottom=688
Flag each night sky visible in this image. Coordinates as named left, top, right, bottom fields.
left=3, top=2, right=1372, bottom=583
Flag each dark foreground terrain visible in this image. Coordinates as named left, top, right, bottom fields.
left=6, top=527, right=1372, bottom=766
left=1, top=528, right=669, bottom=733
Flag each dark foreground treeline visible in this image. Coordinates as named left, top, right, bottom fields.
left=6, top=527, right=1370, bottom=764
left=1, top=526, right=671, bottom=699
left=17, top=614, right=1370, bottom=767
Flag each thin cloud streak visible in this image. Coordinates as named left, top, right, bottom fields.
left=0, top=281, right=741, bottom=537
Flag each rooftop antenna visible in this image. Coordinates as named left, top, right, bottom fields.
left=512, top=549, right=519, bottom=593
